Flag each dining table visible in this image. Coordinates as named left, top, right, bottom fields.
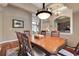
left=31, top=35, right=66, bottom=55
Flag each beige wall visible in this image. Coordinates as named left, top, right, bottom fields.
left=0, top=5, right=32, bottom=42
left=0, top=11, right=3, bottom=41
left=61, top=12, right=79, bottom=47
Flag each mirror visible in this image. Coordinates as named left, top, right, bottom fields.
left=54, top=16, right=72, bottom=34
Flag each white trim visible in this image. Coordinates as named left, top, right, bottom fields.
left=60, top=32, right=72, bottom=35
left=70, top=10, right=73, bottom=34
left=53, top=9, right=73, bottom=35
left=0, top=39, right=18, bottom=44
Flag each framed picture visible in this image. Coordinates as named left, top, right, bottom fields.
left=12, top=19, right=24, bottom=28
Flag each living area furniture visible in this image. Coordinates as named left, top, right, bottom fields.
left=16, top=32, right=34, bottom=56
left=51, top=31, right=60, bottom=37
left=41, top=31, right=46, bottom=36
left=63, top=42, right=79, bottom=56
left=24, top=30, right=30, bottom=37
left=31, top=35, right=66, bottom=55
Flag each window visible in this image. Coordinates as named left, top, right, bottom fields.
left=32, top=13, right=40, bottom=34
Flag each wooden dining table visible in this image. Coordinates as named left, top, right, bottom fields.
left=31, top=35, right=66, bottom=55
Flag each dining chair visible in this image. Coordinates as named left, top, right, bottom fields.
left=16, top=32, right=23, bottom=56
left=41, top=30, right=46, bottom=36
left=24, top=30, right=30, bottom=37
left=16, top=32, right=34, bottom=56
left=21, top=33, right=34, bottom=56
left=51, top=31, right=60, bottom=37
left=59, top=42, right=79, bottom=56
left=16, top=32, right=47, bottom=56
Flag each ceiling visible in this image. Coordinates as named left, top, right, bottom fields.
left=0, top=3, right=79, bottom=13
left=32, top=3, right=50, bottom=9
left=32, top=3, right=79, bottom=13
left=64, top=3, right=79, bottom=12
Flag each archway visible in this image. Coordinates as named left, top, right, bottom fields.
left=54, top=16, right=71, bottom=34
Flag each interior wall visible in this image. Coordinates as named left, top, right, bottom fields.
left=0, top=10, right=3, bottom=42
left=61, top=12, right=79, bottom=47
left=41, top=20, right=50, bottom=31
left=0, top=5, right=32, bottom=42
left=41, top=9, right=79, bottom=47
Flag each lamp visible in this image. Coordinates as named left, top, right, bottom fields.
left=36, top=3, right=52, bottom=19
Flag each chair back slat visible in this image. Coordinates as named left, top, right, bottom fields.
left=24, top=31, right=30, bottom=37
left=16, top=32, right=34, bottom=56
left=21, top=34, right=34, bottom=56
left=75, top=42, right=79, bottom=51
left=51, top=31, right=60, bottom=37
left=41, top=31, right=46, bottom=36
left=16, top=32, right=23, bottom=50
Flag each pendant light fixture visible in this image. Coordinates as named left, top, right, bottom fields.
left=36, top=3, right=52, bottom=19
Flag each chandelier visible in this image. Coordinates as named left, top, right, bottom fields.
left=36, top=3, right=52, bottom=20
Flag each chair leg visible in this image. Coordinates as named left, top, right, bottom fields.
left=45, top=53, right=58, bottom=56
left=18, top=50, right=20, bottom=56
left=58, top=52, right=66, bottom=56
left=18, top=49, right=22, bottom=56
left=45, top=54, right=51, bottom=56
